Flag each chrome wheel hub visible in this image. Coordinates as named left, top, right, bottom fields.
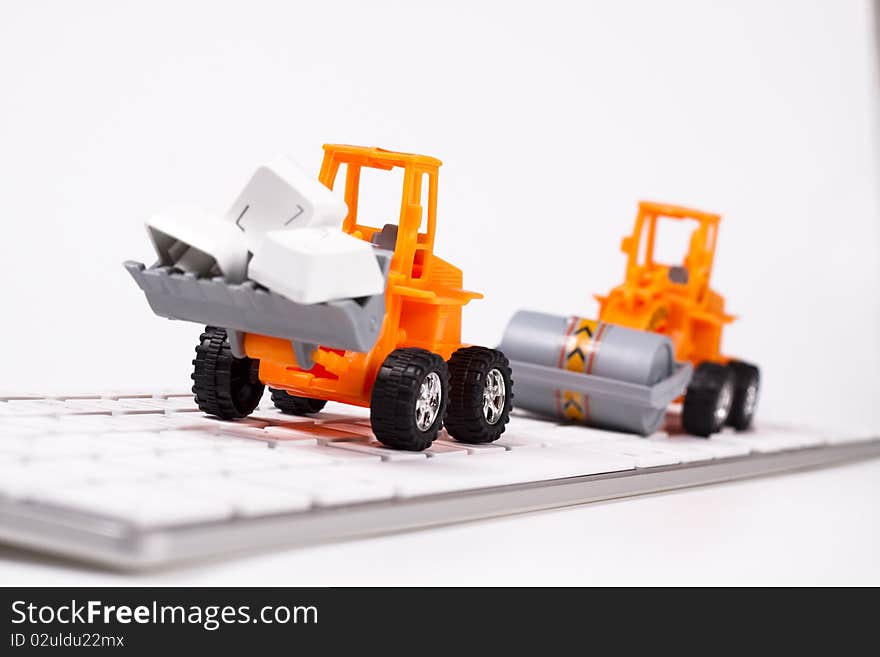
left=715, top=379, right=734, bottom=424
left=742, top=380, right=758, bottom=418
left=482, top=368, right=506, bottom=425
left=415, top=372, right=442, bottom=431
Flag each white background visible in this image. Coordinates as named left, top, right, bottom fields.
left=1, top=0, right=877, bottom=429
left=0, top=0, right=878, bottom=584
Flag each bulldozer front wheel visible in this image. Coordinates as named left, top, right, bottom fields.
left=726, top=361, right=760, bottom=431
left=269, top=388, right=328, bottom=415
left=192, top=326, right=265, bottom=420
left=682, top=362, right=735, bottom=437
left=445, top=346, right=513, bottom=444
left=370, top=348, right=449, bottom=451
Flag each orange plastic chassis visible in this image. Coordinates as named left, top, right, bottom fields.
left=243, top=145, right=481, bottom=408
left=596, top=201, right=735, bottom=367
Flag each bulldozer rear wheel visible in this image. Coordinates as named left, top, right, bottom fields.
left=682, top=362, right=735, bottom=437
left=445, top=346, right=513, bottom=444
left=191, top=326, right=265, bottom=420
left=269, top=389, right=328, bottom=415
left=370, top=348, right=449, bottom=451
left=726, top=361, right=760, bottom=431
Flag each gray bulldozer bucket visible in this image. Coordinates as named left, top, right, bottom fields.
left=124, top=250, right=392, bottom=355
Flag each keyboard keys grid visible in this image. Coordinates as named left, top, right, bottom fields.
left=0, top=393, right=873, bottom=529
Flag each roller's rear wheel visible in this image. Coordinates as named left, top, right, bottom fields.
left=445, top=346, right=513, bottom=444
left=192, top=326, right=264, bottom=420
left=726, top=361, right=760, bottom=431
left=270, top=388, right=328, bottom=415
left=370, top=348, right=449, bottom=451
left=682, top=362, right=734, bottom=437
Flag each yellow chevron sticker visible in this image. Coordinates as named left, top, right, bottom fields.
left=556, top=318, right=603, bottom=422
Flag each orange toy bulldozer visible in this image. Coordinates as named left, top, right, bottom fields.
left=596, top=201, right=760, bottom=436
left=196, top=145, right=513, bottom=451
left=128, top=145, right=513, bottom=451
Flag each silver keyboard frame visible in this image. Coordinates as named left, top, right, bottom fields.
left=1, top=437, right=878, bottom=570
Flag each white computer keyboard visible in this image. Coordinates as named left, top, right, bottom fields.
left=0, top=391, right=877, bottom=569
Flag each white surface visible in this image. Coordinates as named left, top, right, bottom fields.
left=1, top=458, right=878, bottom=586
left=248, top=227, right=384, bottom=303
left=226, top=157, right=349, bottom=252
left=0, top=1, right=878, bottom=584
left=146, top=205, right=249, bottom=281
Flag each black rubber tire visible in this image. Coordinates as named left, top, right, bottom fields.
left=445, top=346, right=513, bottom=444
left=269, top=388, right=328, bottom=415
left=726, top=361, right=760, bottom=431
left=370, top=348, right=449, bottom=451
left=682, top=362, right=735, bottom=437
left=191, top=326, right=264, bottom=420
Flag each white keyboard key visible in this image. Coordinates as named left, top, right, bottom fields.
left=160, top=395, right=198, bottom=405
left=102, top=430, right=214, bottom=452
left=242, top=466, right=394, bottom=506
left=508, top=415, right=562, bottom=432
left=250, top=408, right=301, bottom=423
left=0, top=452, right=24, bottom=465
left=302, top=425, right=367, bottom=443
left=154, top=392, right=196, bottom=399
left=0, top=459, right=150, bottom=498
left=715, top=431, right=798, bottom=453
left=350, top=449, right=634, bottom=498
left=643, top=436, right=718, bottom=462
left=0, top=423, right=43, bottom=438
left=311, top=480, right=394, bottom=506
left=186, top=476, right=312, bottom=516
left=1, top=400, right=67, bottom=416
left=327, top=440, right=428, bottom=462
left=768, top=429, right=827, bottom=449
left=423, top=442, right=470, bottom=458
left=0, top=436, right=32, bottom=455
left=53, top=415, right=117, bottom=433
left=493, top=431, right=547, bottom=450
left=110, top=414, right=182, bottom=432
left=262, top=425, right=320, bottom=445
left=218, top=445, right=330, bottom=469
left=660, top=435, right=752, bottom=458
left=217, top=424, right=272, bottom=442
left=61, top=399, right=126, bottom=414
left=102, top=453, right=222, bottom=478
left=264, top=448, right=341, bottom=467
left=0, top=464, right=82, bottom=497
left=435, top=438, right=508, bottom=455
left=5, top=415, right=63, bottom=431
left=155, top=417, right=218, bottom=433
left=24, top=436, right=106, bottom=460
left=32, top=483, right=233, bottom=527
left=255, top=443, right=374, bottom=465
left=320, top=422, right=376, bottom=438
left=567, top=441, right=679, bottom=468
left=548, top=424, right=636, bottom=443
left=312, top=412, right=374, bottom=425
left=102, top=391, right=159, bottom=400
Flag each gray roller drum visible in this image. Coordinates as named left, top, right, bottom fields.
left=499, top=310, right=676, bottom=434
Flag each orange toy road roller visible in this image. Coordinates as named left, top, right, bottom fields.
left=596, top=201, right=761, bottom=436
left=499, top=201, right=759, bottom=438
left=126, top=145, right=513, bottom=451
